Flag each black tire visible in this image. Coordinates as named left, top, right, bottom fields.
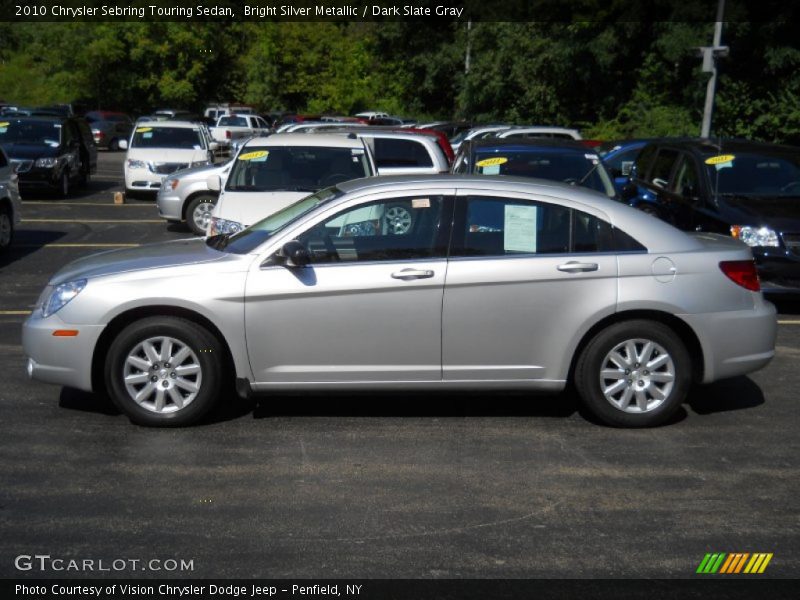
left=105, top=316, right=223, bottom=427
left=58, top=170, right=70, bottom=198
left=574, top=319, right=691, bottom=428
left=0, top=204, right=13, bottom=252
left=185, top=193, right=218, bottom=235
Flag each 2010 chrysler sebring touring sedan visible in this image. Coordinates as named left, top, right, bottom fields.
left=22, top=176, right=777, bottom=428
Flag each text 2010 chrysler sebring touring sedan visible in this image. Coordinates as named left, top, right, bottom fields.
left=22, top=175, right=777, bottom=427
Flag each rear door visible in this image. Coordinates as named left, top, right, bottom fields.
left=442, top=190, right=618, bottom=383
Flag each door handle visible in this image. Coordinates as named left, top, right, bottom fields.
left=557, top=261, right=598, bottom=273
left=391, top=268, right=434, bottom=280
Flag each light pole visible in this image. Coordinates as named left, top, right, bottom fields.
left=698, top=0, right=728, bottom=138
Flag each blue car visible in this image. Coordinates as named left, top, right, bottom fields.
left=598, top=139, right=665, bottom=214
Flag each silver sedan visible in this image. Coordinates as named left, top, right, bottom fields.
left=23, top=176, right=777, bottom=427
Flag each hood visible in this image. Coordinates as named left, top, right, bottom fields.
left=213, top=190, right=309, bottom=227
left=126, top=147, right=208, bottom=163
left=50, top=238, right=231, bottom=285
left=718, top=195, right=800, bottom=230
left=169, top=159, right=231, bottom=181
left=1, top=143, right=60, bottom=159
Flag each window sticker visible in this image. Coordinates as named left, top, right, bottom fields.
left=0, top=122, right=9, bottom=128
left=411, top=198, right=430, bottom=209
left=504, top=204, right=538, bottom=253
left=238, top=150, right=269, bottom=161
left=705, top=154, right=735, bottom=165
left=135, top=127, right=151, bottom=133
left=143, top=132, right=153, bottom=139
left=0, top=128, right=7, bottom=134
left=476, top=157, right=508, bottom=168
left=483, top=165, right=501, bottom=175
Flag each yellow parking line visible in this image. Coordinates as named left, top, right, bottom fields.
left=15, top=243, right=141, bottom=248
left=0, top=310, right=32, bottom=315
left=778, top=320, right=800, bottom=325
left=22, top=219, right=161, bottom=223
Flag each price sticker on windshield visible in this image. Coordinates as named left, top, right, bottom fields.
left=135, top=127, right=152, bottom=133
left=0, top=122, right=9, bottom=128
left=705, top=154, right=735, bottom=165
left=239, top=150, right=269, bottom=161
left=476, top=157, right=508, bottom=168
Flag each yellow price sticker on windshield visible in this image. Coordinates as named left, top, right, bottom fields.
left=476, top=157, right=508, bottom=168
left=238, top=150, right=269, bottom=161
left=135, top=127, right=152, bottom=133
left=0, top=122, right=9, bottom=128
left=705, top=154, right=735, bottom=165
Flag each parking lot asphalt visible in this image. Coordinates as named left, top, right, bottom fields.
left=0, top=152, right=798, bottom=579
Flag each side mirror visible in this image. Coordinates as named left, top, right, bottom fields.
left=118, top=139, right=128, bottom=150
left=206, top=174, right=221, bottom=191
left=279, top=240, right=311, bottom=268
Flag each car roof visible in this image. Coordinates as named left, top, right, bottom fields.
left=243, top=133, right=366, bottom=148
left=3, top=115, right=65, bottom=123
left=471, top=138, right=591, bottom=151
left=136, top=120, right=201, bottom=129
left=644, top=137, right=800, bottom=156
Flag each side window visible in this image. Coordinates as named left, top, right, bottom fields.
left=0, top=149, right=7, bottom=168
left=650, top=148, right=679, bottom=189
left=373, top=138, right=434, bottom=168
left=452, top=196, right=640, bottom=257
left=633, top=144, right=657, bottom=180
left=671, top=154, right=700, bottom=199
left=452, top=151, right=469, bottom=174
left=295, top=196, right=448, bottom=264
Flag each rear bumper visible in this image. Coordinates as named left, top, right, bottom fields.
left=680, top=298, right=777, bottom=383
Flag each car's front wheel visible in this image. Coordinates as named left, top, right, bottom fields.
left=185, top=194, right=217, bottom=235
left=574, top=320, right=691, bottom=427
left=105, top=316, right=223, bottom=427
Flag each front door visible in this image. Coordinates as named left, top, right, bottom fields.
left=244, top=192, right=453, bottom=384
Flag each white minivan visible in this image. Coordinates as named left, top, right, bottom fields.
left=120, top=121, right=218, bottom=197
left=206, top=133, right=375, bottom=236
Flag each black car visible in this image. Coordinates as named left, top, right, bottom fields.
left=631, top=138, right=800, bottom=293
left=452, top=138, right=619, bottom=199
left=0, top=116, right=97, bottom=197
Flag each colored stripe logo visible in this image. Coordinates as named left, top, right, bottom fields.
left=696, top=553, right=773, bottom=574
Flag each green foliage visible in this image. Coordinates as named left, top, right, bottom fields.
left=0, top=20, right=798, bottom=144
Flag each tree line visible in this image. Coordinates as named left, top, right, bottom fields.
left=0, top=20, right=798, bottom=142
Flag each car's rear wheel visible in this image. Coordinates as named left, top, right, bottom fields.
left=185, top=194, right=217, bottom=235
left=574, top=320, right=691, bottom=427
left=105, top=316, right=223, bottom=427
left=59, top=170, right=70, bottom=198
left=0, top=205, right=13, bottom=251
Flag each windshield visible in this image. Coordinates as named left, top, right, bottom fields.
left=226, top=145, right=372, bottom=192
left=209, top=187, right=343, bottom=254
left=706, top=151, right=800, bottom=197
left=0, top=119, right=62, bottom=146
left=131, top=126, right=204, bottom=149
left=472, top=149, right=616, bottom=197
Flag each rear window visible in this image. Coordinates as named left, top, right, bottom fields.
left=373, top=138, right=434, bottom=168
left=218, top=116, right=248, bottom=127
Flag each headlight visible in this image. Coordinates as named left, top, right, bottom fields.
left=42, top=279, right=87, bottom=318
left=207, top=216, right=244, bottom=236
left=127, top=159, right=146, bottom=169
left=730, top=225, right=780, bottom=248
left=35, top=157, right=59, bottom=168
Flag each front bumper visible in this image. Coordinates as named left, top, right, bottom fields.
left=156, top=187, right=183, bottom=221
left=22, top=312, right=106, bottom=392
left=125, top=169, right=164, bottom=193
left=17, top=166, right=60, bottom=189
left=680, top=297, right=777, bottom=384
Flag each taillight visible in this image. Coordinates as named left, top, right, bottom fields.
left=226, top=130, right=231, bottom=139
left=719, top=260, right=760, bottom=292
